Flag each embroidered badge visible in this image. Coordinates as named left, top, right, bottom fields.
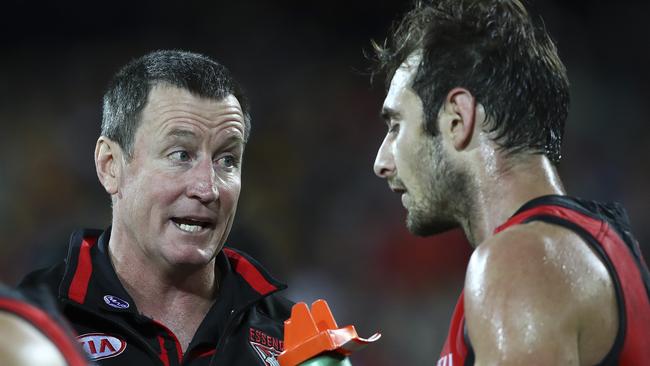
left=249, top=328, right=283, bottom=366
left=103, top=295, right=130, bottom=309
left=77, top=333, right=127, bottom=361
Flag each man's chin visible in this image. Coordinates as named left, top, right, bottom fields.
left=406, top=215, right=458, bottom=237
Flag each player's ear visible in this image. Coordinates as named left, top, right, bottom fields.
left=95, top=136, right=123, bottom=195
left=438, top=87, right=477, bottom=151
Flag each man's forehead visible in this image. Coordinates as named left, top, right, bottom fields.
left=143, top=86, right=243, bottom=123
left=383, top=52, right=422, bottom=112
left=146, top=83, right=241, bottom=110
left=133, top=86, right=245, bottom=143
left=387, top=51, right=422, bottom=96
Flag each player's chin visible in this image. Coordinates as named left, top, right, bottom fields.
left=406, top=213, right=457, bottom=237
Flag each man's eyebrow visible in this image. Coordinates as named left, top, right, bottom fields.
left=162, top=128, right=246, bottom=149
left=220, top=134, right=246, bottom=148
left=164, top=128, right=198, bottom=140
left=380, top=107, right=400, bottom=126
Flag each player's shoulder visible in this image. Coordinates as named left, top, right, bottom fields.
left=0, top=311, right=68, bottom=365
left=466, top=220, right=615, bottom=316
left=474, top=219, right=609, bottom=270
left=464, top=219, right=619, bottom=364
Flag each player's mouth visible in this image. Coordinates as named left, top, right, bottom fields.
left=388, top=183, right=408, bottom=207
left=389, top=183, right=407, bottom=195
left=171, top=217, right=215, bottom=233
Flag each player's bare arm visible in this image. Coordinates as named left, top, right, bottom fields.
left=465, top=222, right=618, bottom=366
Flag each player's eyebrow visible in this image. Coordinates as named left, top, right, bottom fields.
left=380, top=107, right=400, bottom=127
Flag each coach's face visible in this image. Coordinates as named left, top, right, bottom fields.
left=374, top=53, right=460, bottom=236
left=111, top=84, right=245, bottom=267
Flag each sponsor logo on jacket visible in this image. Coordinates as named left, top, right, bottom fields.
left=103, top=295, right=130, bottom=309
left=77, top=333, right=127, bottom=361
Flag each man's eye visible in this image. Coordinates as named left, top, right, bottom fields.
left=389, top=123, right=400, bottom=134
left=169, top=150, right=191, bottom=161
left=216, top=155, right=238, bottom=169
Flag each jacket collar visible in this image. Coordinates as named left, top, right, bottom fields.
left=58, top=228, right=286, bottom=326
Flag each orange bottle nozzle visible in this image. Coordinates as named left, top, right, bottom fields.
left=278, top=299, right=381, bottom=366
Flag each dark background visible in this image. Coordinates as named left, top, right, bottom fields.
left=1, top=1, right=648, bottom=364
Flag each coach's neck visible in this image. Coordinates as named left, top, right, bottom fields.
left=107, top=223, right=218, bottom=313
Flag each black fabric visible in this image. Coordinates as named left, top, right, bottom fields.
left=19, top=228, right=293, bottom=366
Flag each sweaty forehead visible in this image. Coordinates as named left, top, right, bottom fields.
left=386, top=52, right=422, bottom=102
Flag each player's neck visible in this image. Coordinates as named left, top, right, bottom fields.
left=466, top=154, right=565, bottom=246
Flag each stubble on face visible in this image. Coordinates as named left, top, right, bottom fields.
left=405, top=134, right=473, bottom=237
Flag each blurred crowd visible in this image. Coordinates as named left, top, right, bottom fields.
left=1, top=1, right=648, bottom=364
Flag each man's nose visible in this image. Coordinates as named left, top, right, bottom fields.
left=373, top=136, right=395, bottom=178
left=186, top=158, right=219, bottom=203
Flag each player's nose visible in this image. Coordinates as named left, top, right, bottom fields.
left=373, top=136, right=395, bottom=179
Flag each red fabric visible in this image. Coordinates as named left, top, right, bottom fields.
left=0, top=298, right=88, bottom=366
left=152, top=319, right=183, bottom=364
left=187, top=347, right=216, bottom=360
left=223, top=248, right=277, bottom=295
left=68, top=237, right=98, bottom=304
left=157, top=335, right=170, bottom=366
left=439, top=292, right=468, bottom=366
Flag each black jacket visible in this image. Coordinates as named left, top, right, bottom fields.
left=19, top=228, right=293, bottom=366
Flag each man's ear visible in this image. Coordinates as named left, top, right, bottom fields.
left=95, top=137, right=123, bottom=195
left=438, top=87, right=477, bottom=151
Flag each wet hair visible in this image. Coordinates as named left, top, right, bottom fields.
left=372, top=0, right=570, bottom=163
left=101, top=50, right=251, bottom=158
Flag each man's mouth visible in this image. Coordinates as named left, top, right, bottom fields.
left=171, top=217, right=214, bottom=233
left=388, top=183, right=408, bottom=208
left=389, top=184, right=407, bottom=195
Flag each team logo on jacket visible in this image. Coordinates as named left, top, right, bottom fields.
left=77, top=333, right=127, bottom=361
left=103, top=294, right=130, bottom=309
left=249, top=328, right=283, bottom=366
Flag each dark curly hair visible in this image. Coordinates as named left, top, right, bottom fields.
left=372, top=0, right=570, bottom=164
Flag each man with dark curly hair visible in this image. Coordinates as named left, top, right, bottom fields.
left=372, top=1, right=650, bottom=364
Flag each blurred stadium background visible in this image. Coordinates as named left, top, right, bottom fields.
left=1, top=0, right=648, bottom=364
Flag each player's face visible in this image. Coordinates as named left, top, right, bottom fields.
left=115, top=84, right=245, bottom=267
left=373, top=55, right=460, bottom=236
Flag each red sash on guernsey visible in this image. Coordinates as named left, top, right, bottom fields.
left=437, top=196, right=650, bottom=366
